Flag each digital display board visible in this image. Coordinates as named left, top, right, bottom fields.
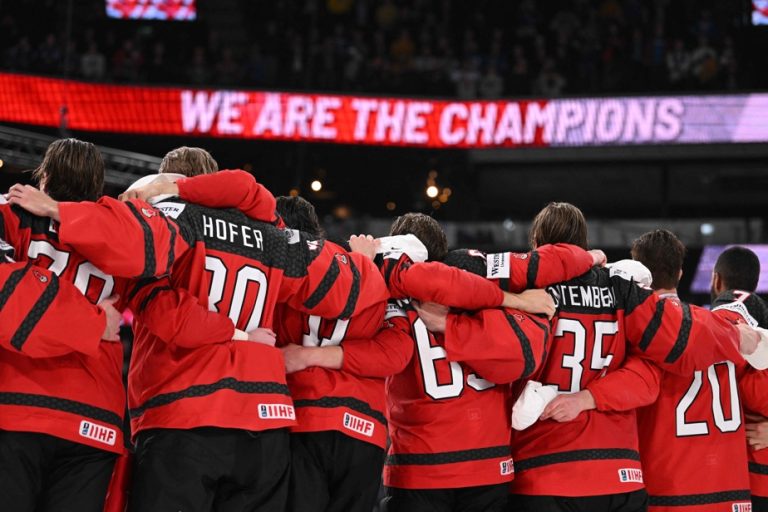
left=106, top=0, right=196, bottom=21
left=1, top=73, right=767, bottom=148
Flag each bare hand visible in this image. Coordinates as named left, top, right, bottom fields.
left=281, top=343, right=310, bottom=373
left=745, top=419, right=768, bottom=451
left=98, top=294, right=122, bottom=342
left=589, top=249, right=607, bottom=267
left=738, top=323, right=760, bottom=356
left=348, top=234, right=379, bottom=260
left=540, top=391, right=596, bottom=422
left=504, top=289, right=556, bottom=319
left=413, top=301, right=449, bottom=332
left=119, top=178, right=179, bottom=202
left=246, top=327, right=277, bottom=347
left=6, top=184, right=59, bottom=219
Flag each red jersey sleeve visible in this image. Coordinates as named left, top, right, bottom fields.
left=441, top=308, right=549, bottom=384
left=57, top=197, right=189, bottom=279
left=341, top=315, right=414, bottom=378
left=280, top=243, right=390, bottom=320
left=0, top=262, right=105, bottom=358
left=499, top=243, right=594, bottom=292
left=620, top=280, right=741, bottom=375
left=586, top=354, right=662, bottom=411
left=176, top=170, right=283, bottom=226
left=383, top=255, right=504, bottom=309
left=126, top=277, right=236, bottom=348
left=738, top=365, right=768, bottom=417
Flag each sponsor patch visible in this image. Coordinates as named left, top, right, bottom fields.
left=258, top=403, right=296, bottom=420
left=618, top=468, right=643, bottom=483
left=343, top=413, right=374, bottom=437
left=500, top=458, right=515, bottom=475
left=486, top=252, right=511, bottom=279
left=153, top=201, right=186, bottom=219
left=385, top=302, right=408, bottom=320
left=79, top=420, right=117, bottom=446
left=733, top=503, right=752, bottom=512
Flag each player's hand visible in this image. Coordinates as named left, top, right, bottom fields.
left=540, top=390, right=596, bottom=422
left=348, top=234, right=379, bottom=260
left=119, top=179, right=179, bottom=202
left=281, top=344, right=310, bottom=373
left=6, top=184, right=60, bottom=220
left=413, top=301, right=449, bottom=333
left=589, top=249, right=607, bottom=267
left=504, top=289, right=555, bottom=319
left=737, top=323, right=760, bottom=356
left=246, top=327, right=277, bottom=347
left=98, top=295, right=122, bottom=342
left=745, top=418, right=768, bottom=451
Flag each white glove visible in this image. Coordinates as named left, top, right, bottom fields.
left=607, top=259, right=653, bottom=288
left=512, top=381, right=558, bottom=431
left=376, top=234, right=429, bottom=263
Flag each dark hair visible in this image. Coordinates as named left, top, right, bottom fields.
left=389, top=212, right=448, bottom=261
left=276, top=196, right=324, bottom=238
left=630, top=229, right=686, bottom=290
left=714, top=246, right=760, bottom=292
left=33, top=138, right=104, bottom=202
left=530, top=202, right=588, bottom=249
left=159, top=146, right=218, bottom=177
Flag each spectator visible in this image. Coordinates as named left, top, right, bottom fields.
left=666, top=38, right=690, bottom=89
left=187, top=46, right=209, bottom=85
left=508, top=44, right=530, bottom=95
left=690, top=36, right=718, bottom=87
left=5, top=36, right=34, bottom=72
left=215, top=47, right=240, bottom=86
left=451, top=58, right=480, bottom=99
left=36, top=33, right=62, bottom=73
left=112, top=39, right=143, bottom=81
left=146, top=42, right=168, bottom=83
left=81, top=43, right=106, bottom=80
left=720, top=36, right=737, bottom=90
left=534, top=58, right=566, bottom=96
left=479, top=66, right=504, bottom=98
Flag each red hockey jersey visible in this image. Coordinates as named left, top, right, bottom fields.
left=511, top=268, right=743, bottom=497
left=0, top=258, right=105, bottom=358
left=55, top=195, right=388, bottom=437
left=712, top=290, right=768, bottom=503
left=383, top=304, right=525, bottom=490
left=0, top=204, right=236, bottom=453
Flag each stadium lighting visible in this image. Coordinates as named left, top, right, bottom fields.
left=0, top=159, right=3, bottom=168
left=311, top=180, right=322, bottom=192
left=700, top=223, right=715, bottom=236
left=426, top=185, right=439, bottom=198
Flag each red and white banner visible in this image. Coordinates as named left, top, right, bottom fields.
left=0, top=73, right=766, bottom=149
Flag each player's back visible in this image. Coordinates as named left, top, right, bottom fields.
left=128, top=200, right=312, bottom=436
left=637, top=358, right=752, bottom=512
left=384, top=301, right=514, bottom=490
left=0, top=205, right=126, bottom=453
left=511, top=267, right=644, bottom=497
left=275, top=295, right=391, bottom=447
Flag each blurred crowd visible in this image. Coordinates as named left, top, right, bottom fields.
left=0, top=0, right=748, bottom=98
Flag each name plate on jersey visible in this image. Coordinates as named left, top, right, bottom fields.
left=153, top=201, right=186, bottom=219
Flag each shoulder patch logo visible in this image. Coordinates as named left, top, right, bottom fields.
left=335, top=253, right=348, bottom=265
left=141, top=207, right=158, bottom=218
left=32, top=269, right=48, bottom=283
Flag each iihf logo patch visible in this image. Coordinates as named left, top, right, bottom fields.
left=258, top=403, right=295, bottom=420
left=342, top=413, right=374, bottom=437
left=499, top=458, right=514, bottom=476
left=141, top=207, right=158, bottom=218
left=732, top=503, right=752, bottom=512
left=79, top=420, right=116, bottom=446
left=618, top=468, right=643, bottom=483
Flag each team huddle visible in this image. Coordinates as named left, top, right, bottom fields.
left=0, top=139, right=766, bottom=512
